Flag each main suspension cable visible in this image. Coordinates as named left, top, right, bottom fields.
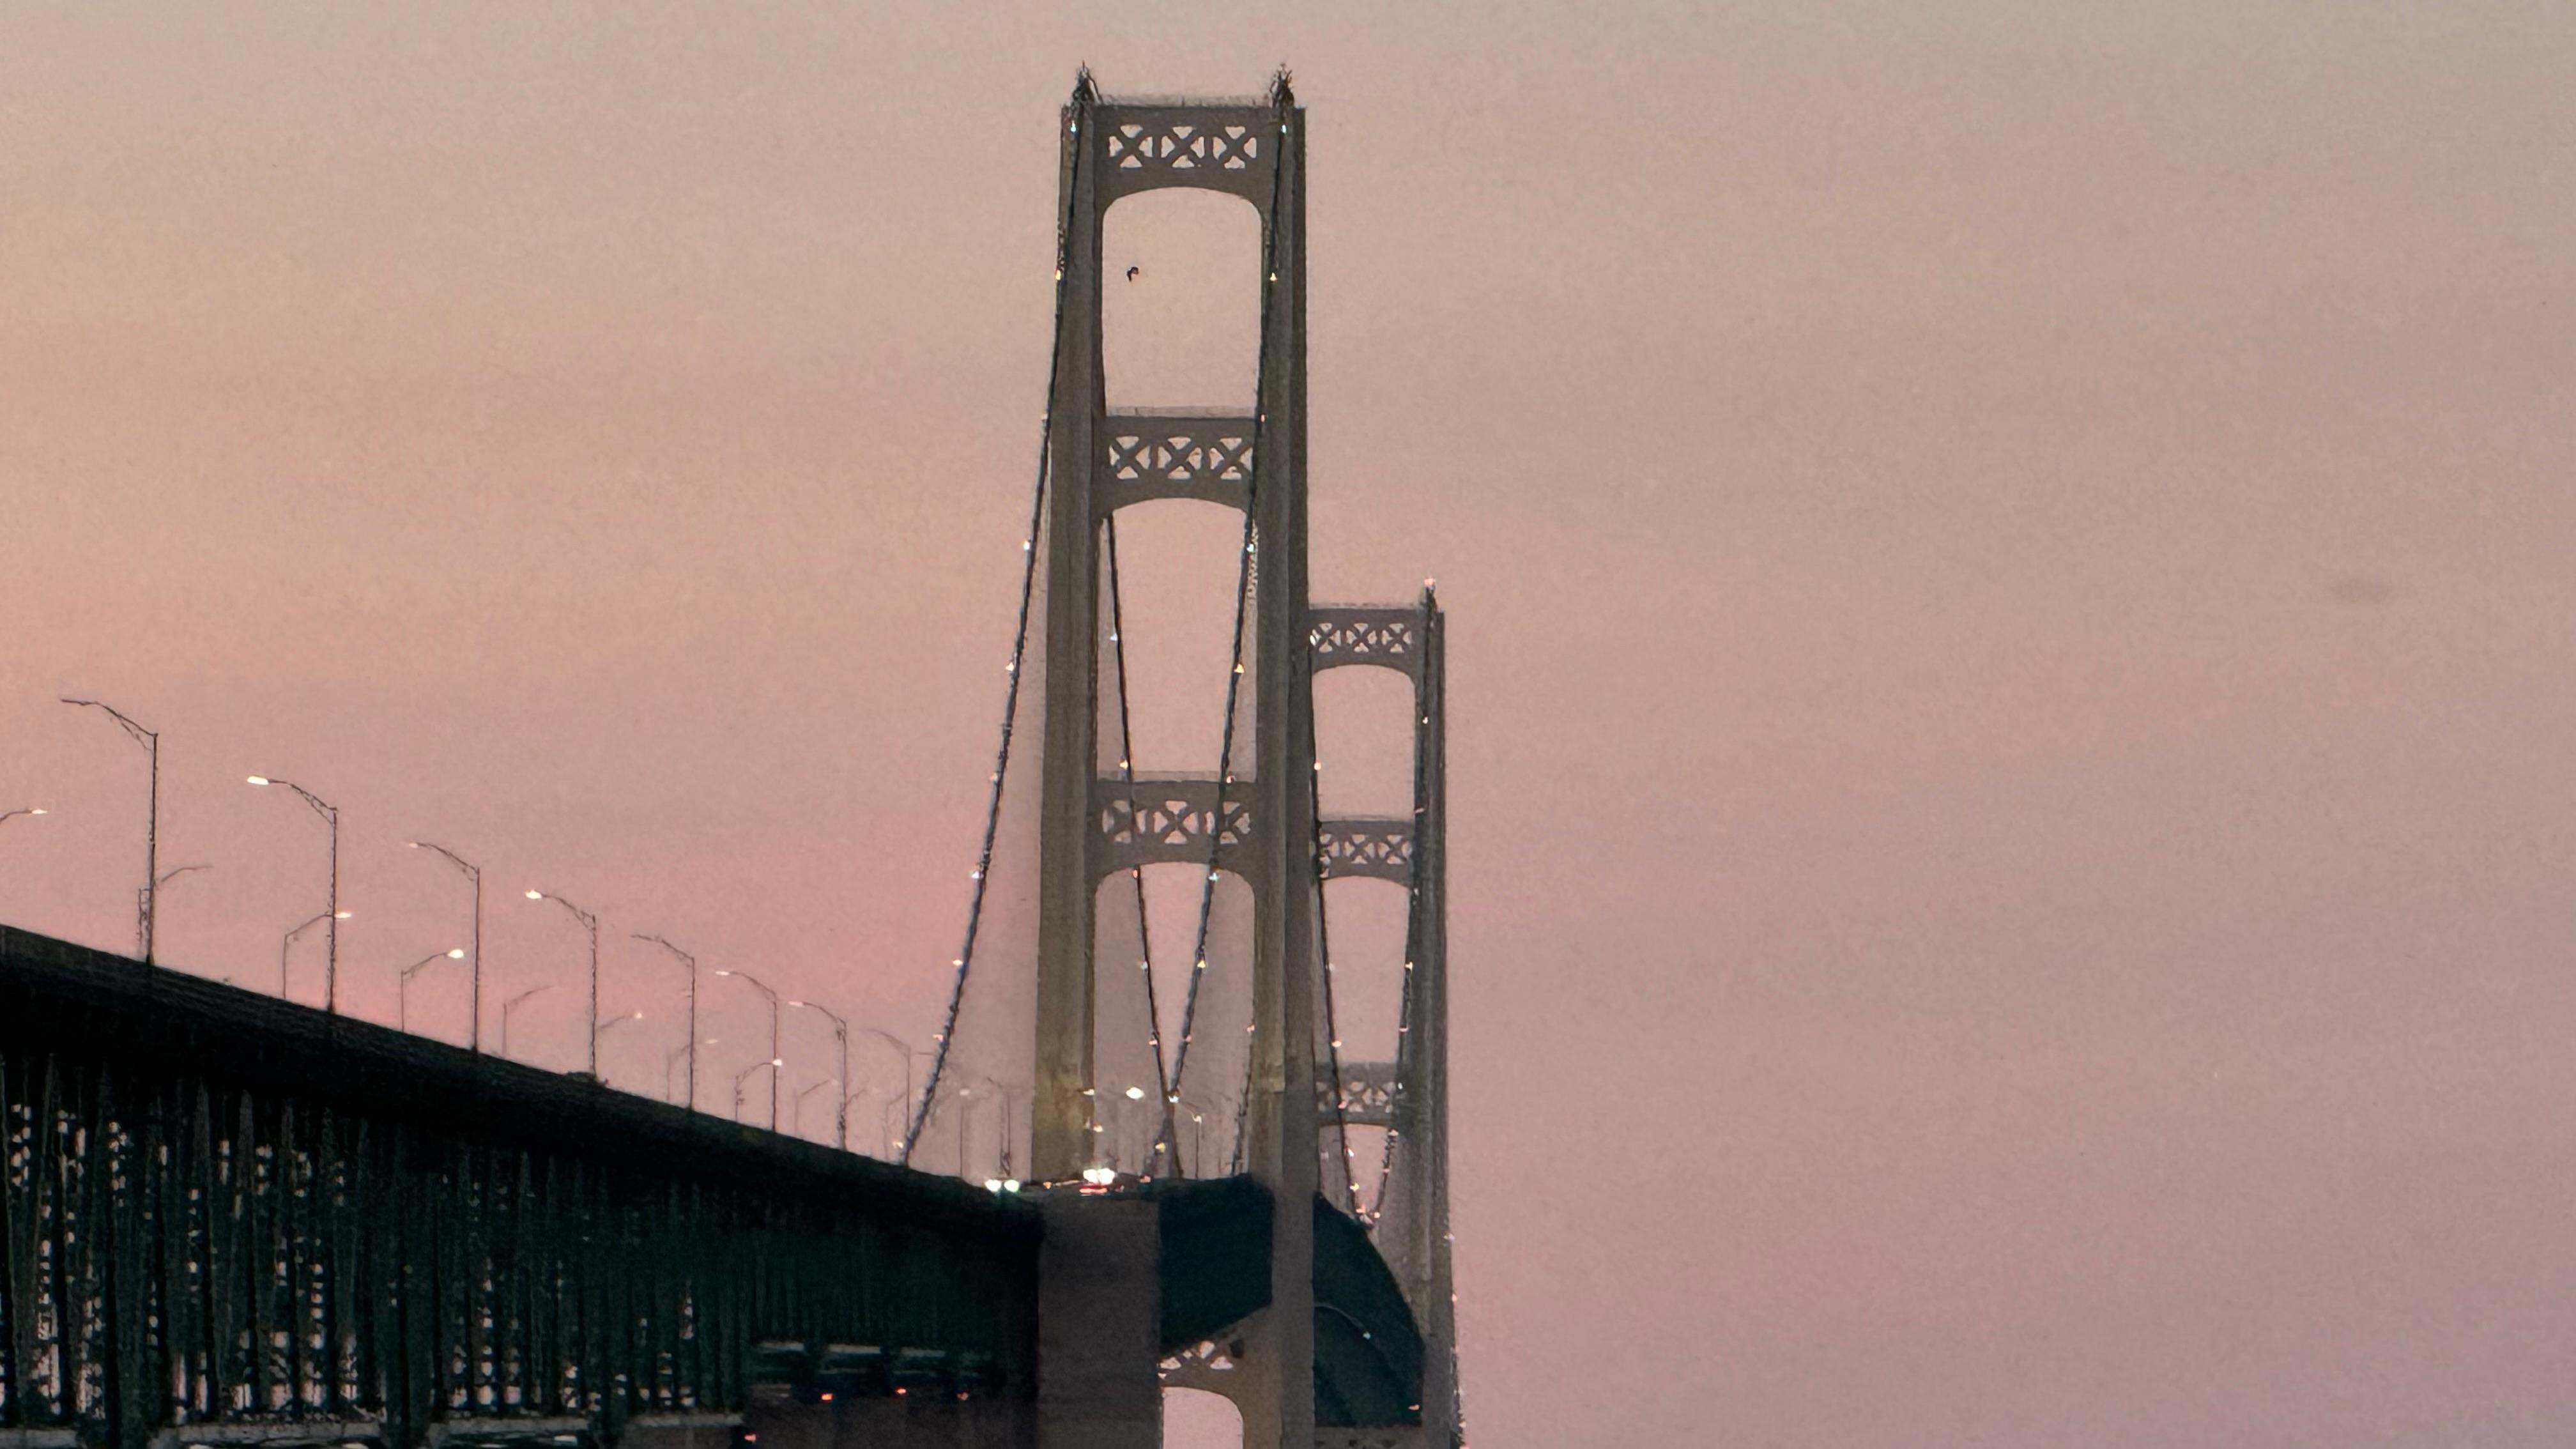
left=906, top=81, right=1090, bottom=1163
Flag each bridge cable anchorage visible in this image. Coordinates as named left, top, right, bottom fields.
left=1156, top=103, right=1294, bottom=1167
left=1370, top=588, right=1440, bottom=1225
left=907, top=75, right=1092, bottom=1164
left=1102, top=517, right=1179, bottom=1165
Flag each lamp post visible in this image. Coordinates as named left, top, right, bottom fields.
left=843, top=1086, right=878, bottom=1156
left=0, top=808, right=47, bottom=827
left=713, top=969, right=782, bottom=1130
left=396, top=948, right=466, bottom=1034
left=142, top=862, right=210, bottom=959
left=793, top=1078, right=840, bottom=1140
left=786, top=1000, right=851, bottom=1150
left=280, top=907, right=351, bottom=999
left=861, top=1027, right=921, bottom=1121
left=409, top=842, right=484, bottom=1052
left=1179, top=1094, right=1223, bottom=1178
left=732, top=1057, right=783, bottom=1124
left=247, top=776, right=339, bottom=1009
left=525, top=891, right=601, bottom=1075
left=63, top=700, right=157, bottom=963
left=976, top=1078, right=1029, bottom=1180
left=592, top=1009, right=643, bottom=1082
left=500, top=984, right=555, bottom=1059
left=666, top=1036, right=717, bottom=1105
left=634, top=935, right=700, bottom=1111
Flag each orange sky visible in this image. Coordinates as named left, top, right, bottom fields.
left=6, top=4, right=2576, bottom=1446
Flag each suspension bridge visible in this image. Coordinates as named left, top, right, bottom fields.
left=0, top=72, right=1459, bottom=1449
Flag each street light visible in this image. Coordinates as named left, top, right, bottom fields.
left=713, top=969, right=782, bottom=1131
left=144, top=862, right=211, bottom=960
left=633, top=935, right=701, bottom=1112
left=843, top=1085, right=880, bottom=1156
left=786, top=999, right=852, bottom=1150
left=732, top=1057, right=783, bottom=1124
left=409, top=842, right=484, bottom=1052
left=793, top=1078, right=841, bottom=1140
left=976, top=1077, right=1029, bottom=1180
left=395, top=948, right=466, bottom=1034
left=860, top=1027, right=921, bottom=1120
left=0, top=807, right=47, bottom=827
left=1179, top=1094, right=1223, bottom=1177
left=592, top=1009, right=645, bottom=1080
left=666, top=1036, right=718, bottom=1105
left=63, top=699, right=157, bottom=963
left=525, top=891, right=601, bottom=1075
left=247, top=776, right=340, bottom=1010
left=499, top=984, right=555, bottom=1059
left=280, top=907, right=353, bottom=999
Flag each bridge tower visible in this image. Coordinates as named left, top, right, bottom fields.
left=1029, top=71, right=1320, bottom=1449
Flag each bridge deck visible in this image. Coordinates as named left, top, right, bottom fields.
left=0, top=928, right=1038, bottom=1449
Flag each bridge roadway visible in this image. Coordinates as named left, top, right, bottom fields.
left=0, top=928, right=1422, bottom=1449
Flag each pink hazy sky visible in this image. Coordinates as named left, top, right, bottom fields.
left=7, top=4, right=2576, bottom=1446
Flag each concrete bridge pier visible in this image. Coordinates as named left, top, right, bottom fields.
left=1034, top=1194, right=1165, bottom=1449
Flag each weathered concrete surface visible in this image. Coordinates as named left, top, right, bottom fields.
left=1036, top=1195, right=1163, bottom=1449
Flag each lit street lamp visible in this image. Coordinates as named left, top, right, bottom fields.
left=63, top=699, right=158, bottom=963
left=732, top=1057, right=783, bottom=1124
left=500, top=984, right=555, bottom=1058
left=666, top=1036, right=718, bottom=1105
left=408, top=841, right=484, bottom=1052
left=396, top=948, right=466, bottom=1034
left=786, top=999, right=852, bottom=1150
left=713, top=969, right=782, bottom=1130
left=280, top=907, right=352, bottom=999
left=0, top=807, right=47, bottom=827
left=247, top=775, right=340, bottom=1009
left=1179, top=1094, right=1225, bottom=1178
left=634, top=935, right=701, bottom=1112
left=525, top=891, right=601, bottom=1075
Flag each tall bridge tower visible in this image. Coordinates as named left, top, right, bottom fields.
left=1020, top=72, right=1459, bottom=1449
